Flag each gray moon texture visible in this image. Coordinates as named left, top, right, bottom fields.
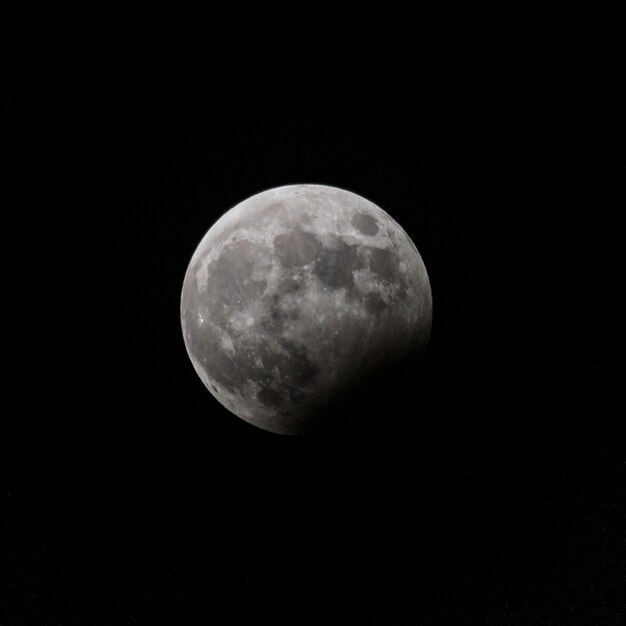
left=180, top=184, right=432, bottom=435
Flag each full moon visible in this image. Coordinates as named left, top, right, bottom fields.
left=181, top=184, right=432, bottom=435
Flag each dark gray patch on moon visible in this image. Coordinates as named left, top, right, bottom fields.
left=363, top=292, right=387, bottom=315
left=278, top=338, right=319, bottom=386
left=314, top=237, right=362, bottom=289
left=257, top=386, right=282, bottom=408
left=274, top=229, right=321, bottom=267
left=367, top=246, right=408, bottom=299
left=278, top=277, right=302, bottom=295
left=352, top=212, right=379, bottom=236
left=368, top=246, right=398, bottom=284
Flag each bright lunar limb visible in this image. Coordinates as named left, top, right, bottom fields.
left=180, top=184, right=432, bottom=435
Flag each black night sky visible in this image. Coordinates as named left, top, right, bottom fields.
left=3, top=6, right=626, bottom=624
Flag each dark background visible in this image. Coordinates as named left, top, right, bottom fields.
left=3, top=5, right=625, bottom=624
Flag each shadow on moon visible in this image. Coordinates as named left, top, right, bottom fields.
left=303, top=351, right=434, bottom=442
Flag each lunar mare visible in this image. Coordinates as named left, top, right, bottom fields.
left=181, top=184, right=432, bottom=435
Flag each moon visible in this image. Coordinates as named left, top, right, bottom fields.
left=180, top=184, right=432, bottom=435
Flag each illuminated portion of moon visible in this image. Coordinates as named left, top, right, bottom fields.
left=181, top=184, right=432, bottom=435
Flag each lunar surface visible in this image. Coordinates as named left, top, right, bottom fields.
left=180, top=184, right=432, bottom=435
